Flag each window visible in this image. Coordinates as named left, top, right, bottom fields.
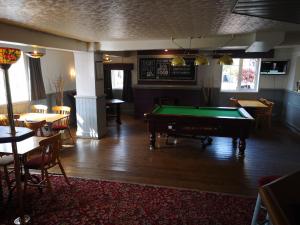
left=221, top=58, right=261, bottom=92
left=111, top=70, right=124, bottom=90
left=0, top=52, right=30, bottom=105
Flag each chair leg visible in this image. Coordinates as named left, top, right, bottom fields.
left=268, top=116, right=272, bottom=128
left=44, top=170, right=53, bottom=194
left=0, top=172, right=3, bottom=205
left=251, top=193, right=262, bottom=225
left=23, top=167, right=30, bottom=196
left=3, top=165, right=12, bottom=190
left=67, top=127, right=75, bottom=144
left=58, top=160, right=70, bottom=185
left=3, top=165, right=15, bottom=202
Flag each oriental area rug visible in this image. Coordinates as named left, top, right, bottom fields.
left=0, top=176, right=256, bottom=225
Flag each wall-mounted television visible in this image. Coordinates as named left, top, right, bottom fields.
left=260, top=60, right=288, bottom=75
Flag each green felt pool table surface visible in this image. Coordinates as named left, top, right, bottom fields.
left=153, top=105, right=244, bottom=118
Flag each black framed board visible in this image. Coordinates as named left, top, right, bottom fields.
left=139, top=58, right=196, bottom=83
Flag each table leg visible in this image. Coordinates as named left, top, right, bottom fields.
left=116, top=104, right=121, bottom=124
left=238, top=138, right=246, bottom=155
left=0, top=171, right=3, bottom=205
left=11, top=142, right=29, bottom=225
left=150, top=132, right=156, bottom=150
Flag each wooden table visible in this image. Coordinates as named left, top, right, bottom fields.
left=0, top=126, right=36, bottom=224
left=106, top=99, right=125, bottom=124
left=19, top=113, right=67, bottom=124
left=0, top=136, right=46, bottom=155
left=259, top=170, right=300, bottom=225
left=237, top=100, right=267, bottom=108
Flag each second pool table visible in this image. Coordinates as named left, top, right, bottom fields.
left=146, top=105, right=254, bottom=155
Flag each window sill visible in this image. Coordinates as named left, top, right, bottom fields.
left=0, top=100, right=30, bottom=107
left=220, top=90, right=259, bottom=93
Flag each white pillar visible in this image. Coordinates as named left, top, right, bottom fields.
left=74, top=50, right=107, bottom=138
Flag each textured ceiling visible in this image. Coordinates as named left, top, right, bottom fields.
left=1, top=0, right=300, bottom=42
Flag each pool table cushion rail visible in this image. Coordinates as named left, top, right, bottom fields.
left=150, top=105, right=254, bottom=121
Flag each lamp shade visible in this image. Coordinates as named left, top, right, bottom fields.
left=171, top=56, right=186, bottom=66
left=26, top=50, right=44, bottom=59
left=0, top=48, right=21, bottom=65
left=194, top=55, right=209, bottom=66
left=218, top=54, right=233, bottom=65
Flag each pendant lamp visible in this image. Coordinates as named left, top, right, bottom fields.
left=171, top=56, right=186, bottom=66
left=194, top=55, right=209, bottom=66
left=218, top=54, right=233, bottom=65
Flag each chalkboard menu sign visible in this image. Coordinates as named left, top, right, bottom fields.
left=139, top=57, right=196, bottom=83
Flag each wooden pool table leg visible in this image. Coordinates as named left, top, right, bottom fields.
left=238, top=138, right=246, bottom=155
left=150, top=132, right=156, bottom=150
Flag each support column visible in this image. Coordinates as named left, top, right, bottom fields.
left=74, top=48, right=107, bottom=139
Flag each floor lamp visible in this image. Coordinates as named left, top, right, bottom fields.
left=0, top=47, right=28, bottom=224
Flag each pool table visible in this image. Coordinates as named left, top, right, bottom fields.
left=146, top=105, right=254, bottom=154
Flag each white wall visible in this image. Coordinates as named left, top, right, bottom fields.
left=74, top=51, right=96, bottom=96
left=40, top=49, right=76, bottom=94
left=259, top=48, right=292, bottom=90
left=127, top=48, right=295, bottom=90
left=285, top=47, right=300, bottom=91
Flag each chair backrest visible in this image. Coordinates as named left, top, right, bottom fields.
left=0, top=114, right=7, bottom=125
left=0, top=114, right=21, bottom=126
left=39, top=133, right=61, bottom=169
left=257, top=98, right=274, bottom=115
left=229, top=97, right=239, bottom=107
left=52, top=106, right=71, bottom=115
left=24, top=120, right=47, bottom=136
left=32, top=105, right=48, bottom=114
left=52, top=106, right=71, bottom=126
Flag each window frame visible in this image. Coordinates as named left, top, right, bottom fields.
left=111, top=69, right=124, bottom=90
left=220, top=58, right=261, bottom=93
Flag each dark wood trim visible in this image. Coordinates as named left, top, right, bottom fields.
left=103, top=63, right=134, bottom=70
left=138, top=50, right=198, bottom=55
left=212, top=49, right=274, bottom=58
left=138, top=80, right=197, bottom=85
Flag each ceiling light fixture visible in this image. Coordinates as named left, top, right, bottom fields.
left=194, top=55, right=210, bottom=66
left=217, top=54, right=233, bottom=65
left=170, top=37, right=186, bottom=66
left=171, top=56, right=186, bottom=66
left=26, top=50, right=45, bottom=59
left=103, top=54, right=112, bottom=63
left=171, top=37, right=209, bottom=67
left=217, top=35, right=235, bottom=65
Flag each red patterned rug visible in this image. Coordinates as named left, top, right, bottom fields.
left=0, top=176, right=256, bottom=225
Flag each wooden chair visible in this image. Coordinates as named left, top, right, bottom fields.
left=24, top=120, right=47, bottom=137
left=0, top=114, right=21, bottom=127
left=0, top=114, right=7, bottom=125
left=251, top=176, right=280, bottom=225
left=0, top=154, right=15, bottom=202
left=51, top=106, right=74, bottom=144
left=229, top=97, right=239, bottom=107
left=23, top=133, right=70, bottom=194
left=31, top=104, right=48, bottom=114
left=255, top=98, right=274, bottom=128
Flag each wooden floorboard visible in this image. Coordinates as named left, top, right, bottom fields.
left=52, top=115, right=300, bottom=197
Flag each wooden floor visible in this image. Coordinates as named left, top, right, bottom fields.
left=53, top=115, right=300, bottom=197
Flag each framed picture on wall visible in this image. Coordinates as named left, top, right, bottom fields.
left=95, top=61, right=103, bottom=80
